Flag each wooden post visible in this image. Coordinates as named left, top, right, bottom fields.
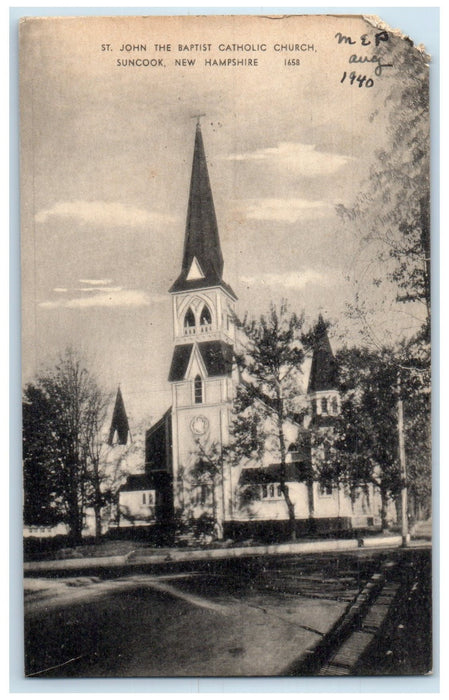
left=397, top=373, right=410, bottom=546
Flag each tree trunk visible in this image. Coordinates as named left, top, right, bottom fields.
left=68, top=503, right=83, bottom=545
left=306, top=476, right=316, bottom=535
left=277, top=410, right=296, bottom=542
left=68, top=460, right=83, bottom=545
left=281, top=481, right=297, bottom=541
left=94, top=504, right=102, bottom=540
left=380, top=486, right=389, bottom=531
left=90, top=455, right=103, bottom=541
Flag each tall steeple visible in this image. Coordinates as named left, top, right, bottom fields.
left=169, top=122, right=235, bottom=298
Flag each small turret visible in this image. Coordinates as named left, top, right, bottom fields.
left=308, top=315, right=340, bottom=424
left=108, top=386, right=131, bottom=445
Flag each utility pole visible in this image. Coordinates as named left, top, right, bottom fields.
left=397, top=373, right=410, bottom=546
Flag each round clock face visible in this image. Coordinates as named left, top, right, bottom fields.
left=190, top=415, right=209, bottom=436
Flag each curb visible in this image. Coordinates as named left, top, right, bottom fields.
left=284, top=559, right=398, bottom=676
left=23, top=535, right=410, bottom=574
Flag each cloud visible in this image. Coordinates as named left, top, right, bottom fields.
left=234, top=197, right=333, bottom=223
left=35, top=200, right=177, bottom=228
left=240, top=269, right=332, bottom=290
left=39, top=289, right=166, bottom=309
left=226, top=142, right=353, bottom=177
left=79, top=278, right=113, bottom=286
left=77, top=286, right=123, bottom=293
left=53, top=287, right=68, bottom=293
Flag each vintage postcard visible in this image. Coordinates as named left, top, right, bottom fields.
left=20, top=14, right=432, bottom=678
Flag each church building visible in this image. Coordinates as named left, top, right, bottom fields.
left=119, top=122, right=384, bottom=540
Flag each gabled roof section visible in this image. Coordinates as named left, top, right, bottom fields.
left=307, top=314, right=338, bottom=393
left=169, top=123, right=236, bottom=299
left=198, top=340, right=233, bottom=377
left=168, top=344, right=193, bottom=382
left=145, top=408, right=172, bottom=474
left=120, top=474, right=155, bottom=492
left=186, top=256, right=205, bottom=281
left=108, top=386, right=130, bottom=445
left=168, top=340, right=233, bottom=382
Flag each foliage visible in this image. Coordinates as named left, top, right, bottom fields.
left=23, top=383, right=63, bottom=527
left=314, top=345, right=431, bottom=527
left=174, top=439, right=224, bottom=543
left=227, top=302, right=307, bottom=540
left=22, top=348, right=121, bottom=542
left=336, top=35, right=430, bottom=357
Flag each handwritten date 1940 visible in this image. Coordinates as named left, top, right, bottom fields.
left=340, top=72, right=374, bottom=88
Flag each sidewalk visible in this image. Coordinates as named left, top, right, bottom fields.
left=24, top=533, right=430, bottom=575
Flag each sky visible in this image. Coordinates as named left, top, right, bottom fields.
left=20, top=13, right=428, bottom=426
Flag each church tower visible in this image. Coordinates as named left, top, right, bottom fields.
left=307, top=314, right=340, bottom=424
left=168, top=122, right=238, bottom=532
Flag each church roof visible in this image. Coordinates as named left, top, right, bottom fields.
left=198, top=340, right=234, bottom=377
left=169, top=123, right=236, bottom=299
left=307, top=314, right=338, bottom=393
left=168, top=344, right=193, bottom=383
left=120, top=474, right=155, bottom=492
left=168, top=340, right=234, bottom=381
left=145, top=408, right=172, bottom=474
left=108, top=386, right=130, bottom=445
left=239, top=461, right=312, bottom=485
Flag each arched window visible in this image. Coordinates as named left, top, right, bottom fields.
left=321, top=397, right=328, bottom=414
left=331, top=396, right=338, bottom=414
left=194, top=375, right=203, bottom=404
left=184, top=308, right=196, bottom=334
left=199, top=304, right=212, bottom=332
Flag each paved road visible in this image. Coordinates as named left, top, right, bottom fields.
left=24, top=547, right=432, bottom=678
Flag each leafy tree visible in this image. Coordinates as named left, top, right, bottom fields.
left=227, top=302, right=307, bottom=541
left=174, top=439, right=224, bottom=543
left=337, top=35, right=430, bottom=359
left=23, top=383, right=64, bottom=527
left=22, top=348, right=114, bottom=543
left=402, top=368, right=431, bottom=521
left=316, top=346, right=430, bottom=529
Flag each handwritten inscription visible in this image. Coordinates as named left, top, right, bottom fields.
left=335, top=29, right=392, bottom=86
left=348, top=53, right=392, bottom=77
left=334, top=31, right=389, bottom=47
left=340, top=71, right=374, bottom=88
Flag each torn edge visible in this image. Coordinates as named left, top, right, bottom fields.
left=363, top=14, right=431, bottom=64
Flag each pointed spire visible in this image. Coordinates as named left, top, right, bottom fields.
left=307, top=314, right=338, bottom=393
left=108, top=386, right=130, bottom=446
left=170, top=122, right=236, bottom=297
